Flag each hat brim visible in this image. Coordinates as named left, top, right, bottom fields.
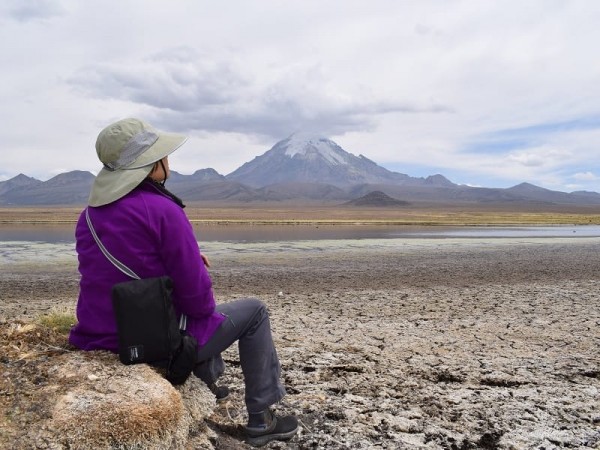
left=127, top=132, right=188, bottom=169
left=88, top=131, right=187, bottom=207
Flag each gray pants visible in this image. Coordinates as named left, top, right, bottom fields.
left=193, top=298, right=286, bottom=413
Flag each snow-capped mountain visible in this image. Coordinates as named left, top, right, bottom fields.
left=226, top=133, right=417, bottom=187
left=4, top=134, right=600, bottom=206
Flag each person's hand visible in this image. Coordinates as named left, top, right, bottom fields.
left=201, top=254, right=211, bottom=268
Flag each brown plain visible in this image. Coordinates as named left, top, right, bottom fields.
left=2, top=201, right=600, bottom=225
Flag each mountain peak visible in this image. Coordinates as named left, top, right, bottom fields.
left=227, top=134, right=417, bottom=188
left=278, top=133, right=346, bottom=165
left=507, top=182, right=549, bottom=192
left=0, top=173, right=43, bottom=196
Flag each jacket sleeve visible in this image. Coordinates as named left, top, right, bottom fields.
left=153, top=202, right=216, bottom=319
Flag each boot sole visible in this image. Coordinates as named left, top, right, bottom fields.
left=246, top=427, right=298, bottom=447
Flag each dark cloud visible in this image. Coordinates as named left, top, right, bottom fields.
left=70, top=48, right=244, bottom=111
left=151, top=106, right=376, bottom=142
left=69, top=46, right=452, bottom=140
left=3, top=0, right=64, bottom=22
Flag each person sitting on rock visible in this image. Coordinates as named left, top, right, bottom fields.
left=69, top=118, right=298, bottom=447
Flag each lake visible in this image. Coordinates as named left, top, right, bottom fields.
left=2, top=224, right=600, bottom=264
left=3, top=223, right=600, bottom=243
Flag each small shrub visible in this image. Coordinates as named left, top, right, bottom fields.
left=38, top=311, right=76, bottom=335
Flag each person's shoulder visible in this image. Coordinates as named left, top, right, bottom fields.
left=113, top=183, right=185, bottom=220
left=137, top=183, right=186, bottom=215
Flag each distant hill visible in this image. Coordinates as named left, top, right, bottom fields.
left=173, top=180, right=262, bottom=202
left=505, top=182, right=600, bottom=205
left=0, top=174, right=42, bottom=196
left=1, top=171, right=94, bottom=205
left=2, top=135, right=600, bottom=207
left=343, top=191, right=410, bottom=207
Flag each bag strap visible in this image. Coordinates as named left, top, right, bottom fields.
left=85, top=207, right=188, bottom=331
left=85, top=207, right=140, bottom=280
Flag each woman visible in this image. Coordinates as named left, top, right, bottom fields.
left=69, top=118, right=298, bottom=447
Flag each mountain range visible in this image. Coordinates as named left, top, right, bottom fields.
left=2, top=133, right=600, bottom=207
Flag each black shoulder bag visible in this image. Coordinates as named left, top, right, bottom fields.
left=85, top=208, right=197, bottom=385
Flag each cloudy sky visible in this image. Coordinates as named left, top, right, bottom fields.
left=1, top=0, right=600, bottom=192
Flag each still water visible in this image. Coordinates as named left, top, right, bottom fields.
left=2, top=223, right=600, bottom=264
left=2, top=223, right=600, bottom=244
left=0, top=224, right=600, bottom=264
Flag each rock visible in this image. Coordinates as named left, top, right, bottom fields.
left=38, top=352, right=216, bottom=449
left=0, top=322, right=217, bottom=449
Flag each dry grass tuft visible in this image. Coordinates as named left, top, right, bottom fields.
left=37, top=311, right=76, bottom=334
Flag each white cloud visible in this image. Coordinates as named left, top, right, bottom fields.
left=506, top=146, right=572, bottom=169
left=573, top=172, right=598, bottom=181
left=2, top=0, right=600, bottom=191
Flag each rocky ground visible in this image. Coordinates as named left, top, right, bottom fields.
left=1, top=237, right=600, bottom=448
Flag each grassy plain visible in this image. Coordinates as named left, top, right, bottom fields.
left=2, top=203, right=600, bottom=226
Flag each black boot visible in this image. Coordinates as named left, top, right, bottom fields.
left=208, top=382, right=230, bottom=401
left=245, top=408, right=299, bottom=447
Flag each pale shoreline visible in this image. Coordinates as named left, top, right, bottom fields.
left=1, top=239, right=599, bottom=448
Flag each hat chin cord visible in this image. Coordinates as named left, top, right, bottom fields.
left=158, top=159, right=168, bottom=186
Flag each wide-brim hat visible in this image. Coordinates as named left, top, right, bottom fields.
left=89, top=118, right=187, bottom=207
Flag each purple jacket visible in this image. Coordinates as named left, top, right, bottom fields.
left=69, top=181, right=225, bottom=351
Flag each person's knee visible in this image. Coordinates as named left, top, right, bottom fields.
left=243, top=298, right=271, bottom=330
left=244, top=297, right=267, bottom=314
left=227, top=298, right=270, bottom=335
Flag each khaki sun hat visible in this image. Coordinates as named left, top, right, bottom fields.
left=89, top=118, right=187, bottom=206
